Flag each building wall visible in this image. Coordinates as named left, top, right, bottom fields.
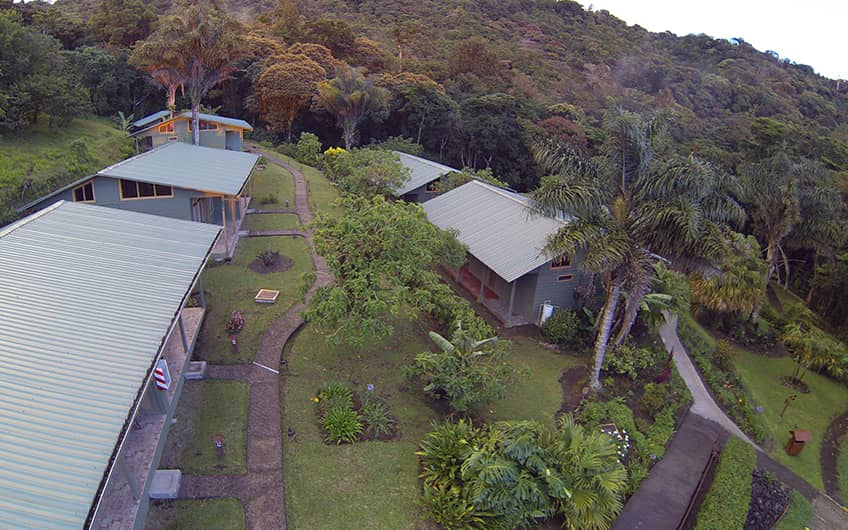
left=400, top=184, right=438, bottom=203
left=512, top=274, right=538, bottom=322
left=139, top=119, right=244, bottom=151
left=529, top=252, right=589, bottom=320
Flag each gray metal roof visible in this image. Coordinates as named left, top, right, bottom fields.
left=131, top=110, right=170, bottom=129
left=98, top=142, right=259, bottom=196
left=423, top=180, right=566, bottom=282
left=0, top=201, right=220, bottom=528
left=177, top=111, right=253, bottom=131
left=393, top=151, right=459, bottom=196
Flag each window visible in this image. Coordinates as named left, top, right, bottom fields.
left=167, top=136, right=179, bottom=142
left=158, top=122, right=175, bottom=133
left=72, top=181, right=95, bottom=203
left=551, top=255, right=572, bottom=269
left=425, top=179, right=440, bottom=193
left=188, top=120, right=219, bottom=131
left=556, top=274, right=574, bottom=282
left=119, top=179, right=173, bottom=200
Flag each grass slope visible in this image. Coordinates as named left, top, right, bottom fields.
left=242, top=213, right=300, bottom=231
left=774, top=490, right=813, bottom=530
left=733, top=348, right=848, bottom=490
left=146, top=498, right=245, bottom=530
left=840, top=434, right=848, bottom=502
left=268, top=149, right=341, bottom=215
left=248, top=163, right=294, bottom=209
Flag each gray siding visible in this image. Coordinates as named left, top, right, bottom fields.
left=400, top=183, right=438, bottom=203
left=139, top=119, right=244, bottom=151
left=529, top=252, right=590, bottom=320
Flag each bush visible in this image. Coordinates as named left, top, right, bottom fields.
left=321, top=407, right=362, bottom=444
left=541, top=309, right=583, bottom=349
left=640, top=383, right=670, bottom=418
left=256, top=249, right=279, bottom=267
left=603, top=343, right=660, bottom=380
left=712, top=340, right=735, bottom=371
left=359, top=393, right=395, bottom=438
left=695, top=437, right=756, bottom=530
left=274, top=142, right=298, bottom=158
left=296, top=132, right=322, bottom=166
left=259, top=193, right=279, bottom=205
left=422, top=280, right=494, bottom=340
left=317, top=381, right=354, bottom=412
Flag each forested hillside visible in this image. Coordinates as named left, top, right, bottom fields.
left=3, top=0, right=848, bottom=330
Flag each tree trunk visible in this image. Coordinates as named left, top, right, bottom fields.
left=779, top=244, right=791, bottom=290
left=589, top=280, right=623, bottom=391
left=342, top=118, right=355, bottom=149
left=191, top=103, right=200, bottom=145
left=167, top=86, right=177, bottom=118
left=613, top=292, right=642, bottom=347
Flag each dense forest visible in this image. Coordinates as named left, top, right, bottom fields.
left=2, top=0, right=848, bottom=332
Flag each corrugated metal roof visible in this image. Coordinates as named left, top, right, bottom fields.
left=98, top=142, right=259, bottom=196
left=177, top=111, right=253, bottom=131
left=131, top=110, right=170, bottom=129
left=423, top=180, right=566, bottom=282
left=0, top=201, right=220, bottom=528
left=393, top=151, right=459, bottom=196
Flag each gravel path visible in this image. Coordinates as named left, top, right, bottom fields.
left=178, top=148, right=331, bottom=530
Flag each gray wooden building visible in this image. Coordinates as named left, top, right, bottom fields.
left=130, top=110, right=253, bottom=152
left=20, top=142, right=259, bottom=259
left=392, top=151, right=459, bottom=203
left=423, top=180, right=590, bottom=327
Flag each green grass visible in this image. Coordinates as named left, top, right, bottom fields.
left=281, top=316, right=583, bottom=528
left=839, top=433, right=848, bottom=501
left=475, top=337, right=585, bottom=424
left=146, top=498, right=245, bottom=530
left=164, top=381, right=249, bottom=474
left=248, top=163, right=294, bottom=209
left=242, top=213, right=300, bottom=231
left=733, top=348, right=848, bottom=490
left=268, top=149, right=341, bottom=215
left=195, top=236, right=312, bottom=363
left=774, top=490, right=813, bottom=530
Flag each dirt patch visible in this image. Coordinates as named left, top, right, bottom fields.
left=248, top=252, right=293, bottom=274
left=558, top=366, right=588, bottom=414
left=781, top=376, right=811, bottom=393
left=821, top=410, right=848, bottom=503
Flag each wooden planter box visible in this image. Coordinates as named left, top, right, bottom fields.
left=255, top=289, right=280, bottom=304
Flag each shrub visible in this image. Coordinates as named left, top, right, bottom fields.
left=259, top=193, right=279, bottom=205
left=359, top=393, right=395, bottom=438
left=296, top=132, right=322, bottom=166
left=421, top=483, right=485, bottom=529
left=603, top=343, right=659, bottom=380
left=317, top=381, right=353, bottom=412
left=321, top=407, right=362, bottom=444
left=712, top=340, right=735, bottom=371
left=422, top=280, right=494, bottom=340
left=274, top=142, right=297, bottom=158
left=640, top=383, right=670, bottom=418
left=541, top=309, right=583, bottom=348
left=695, top=437, right=756, bottom=530
left=256, top=249, right=279, bottom=267
left=372, top=135, right=423, bottom=155
left=225, top=311, right=245, bottom=335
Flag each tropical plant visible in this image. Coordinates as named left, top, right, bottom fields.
left=224, top=311, right=244, bottom=335
left=317, top=381, right=354, bottom=411
left=320, top=406, right=362, bottom=444
left=602, top=343, right=659, bottom=380
left=540, top=309, right=584, bottom=349
left=322, top=147, right=410, bottom=198
left=532, top=108, right=744, bottom=390
left=295, top=132, right=322, bottom=166
left=405, top=322, right=518, bottom=413
left=316, top=64, right=388, bottom=148
left=781, top=324, right=847, bottom=384
left=255, top=55, right=326, bottom=142
left=359, top=396, right=394, bottom=438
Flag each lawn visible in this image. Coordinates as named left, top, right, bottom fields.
left=268, top=149, right=341, bottom=215
left=733, top=348, right=848, bottom=490
left=146, top=498, right=245, bottom=530
left=840, top=434, right=848, bottom=501
left=774, top=490, right=813, bottom=530
left=248, top=163, right=294, bottom=209
left=195, top=235, right=312, bottom=363
left=281, top=315, right=584, bottom=529
left=161, top=381, right=249, bottom=474
left=242, top=213, right=300, bottom=231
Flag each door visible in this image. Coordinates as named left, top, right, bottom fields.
left=225, top=131, right=240, bottom=151
left=191, top=197, right=212, bottom=223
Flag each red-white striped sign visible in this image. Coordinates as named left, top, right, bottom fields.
left=154, top=359, right=171, bottom=390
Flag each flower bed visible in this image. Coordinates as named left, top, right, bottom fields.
left=314, top=382, right=397, bottom=444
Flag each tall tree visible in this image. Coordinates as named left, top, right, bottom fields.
left=378, top=72, right=456, bottom=146
left=316, top=65, right=388, bottom=149
left=532, top=108, right=744, bottom=390
left=90, top=0, right=157, bottom=48
left=389, top=21, right=422, bottom=70
left=255, top=54, right=325, bottom=142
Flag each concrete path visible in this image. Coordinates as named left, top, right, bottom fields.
left=178, top=148, right=331, bottom=529
left=652, top=311, right=848, bottom=529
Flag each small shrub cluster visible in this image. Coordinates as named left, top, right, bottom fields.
left=273, top=142, right=298, bottom=158
left=225, top=311, right=245, bottom=335
left=295, top=132, right=322, bottom=166
left=256, top=249, right=280, bottom=267
left=678, top=315, right=766, bottom=442
left=422, top=280, right=494, bottom=340
left=603, top=343, right=662, bottom=380
left=315, top=382, right=396, bottom=444
left=259, top=193, right=279, bottom=205
left=694, top=437, right=756, bottom=530
left=540, top=309, right=589, bottom=350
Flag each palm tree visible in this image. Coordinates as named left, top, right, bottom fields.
left=316, top=64, right=387, bottom=148
left=781, top=323, right=846, bottom=384
left=532, top=108, right=744, bottom=390
left=131, top=2, right=243, bottom=143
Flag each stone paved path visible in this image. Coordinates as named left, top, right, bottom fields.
left=178, top=148, right=331, bottom=530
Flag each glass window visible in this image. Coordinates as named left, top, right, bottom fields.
left=155, top=184, right=173, bottom=196
left=158, top=122, right=175, bottom=133
left=425, top=179, right=440, bottom=193
left=73, top=181, right=94, bottom=202
left=137, top=181, right=156, bottom=197
left=120, top=180, right=173, bottom=199
left=120, top=179, right=138, bottom=198
left=551, top=255, right=572, bottom=269
left=556, top=274, right=574, bottom=282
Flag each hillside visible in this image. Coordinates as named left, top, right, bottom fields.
left=0, top=117, right=133, bottom=224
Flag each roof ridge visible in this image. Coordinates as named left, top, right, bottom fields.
left=393, top=151, right=457, bottom=171
left=470, top=179, right=531, bottom=208
left=97, top=142, right=175, bottom=175
left=0, top=200, right=65, bottom=239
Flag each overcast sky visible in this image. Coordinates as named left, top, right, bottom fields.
left=576, top=1, right=846, bottom=80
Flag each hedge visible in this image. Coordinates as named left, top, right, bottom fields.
left=695, top=437, right=756, bottom=530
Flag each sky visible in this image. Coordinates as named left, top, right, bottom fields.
left=576, top=1, right=846, bottom=80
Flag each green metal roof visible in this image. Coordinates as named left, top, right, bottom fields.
left=423, top=180, right=566, bottom=282
left=98, top=142, right=259, bottom=196
left=177, top=111, right=253, bottom=131
left=393, top=151, right=459, bottom=196
left=0, top=201, right=220, bottom=528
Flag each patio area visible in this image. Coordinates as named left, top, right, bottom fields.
left=92, top=306, right=205, bottom=529
left=456, top=265, right=530, bottom=328
left=211, top=196, right=250, bottom=260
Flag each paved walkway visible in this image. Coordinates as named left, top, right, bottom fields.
left=177, top=148, right=331, bottom=529
left=619, top=312, right=848, bottom=529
